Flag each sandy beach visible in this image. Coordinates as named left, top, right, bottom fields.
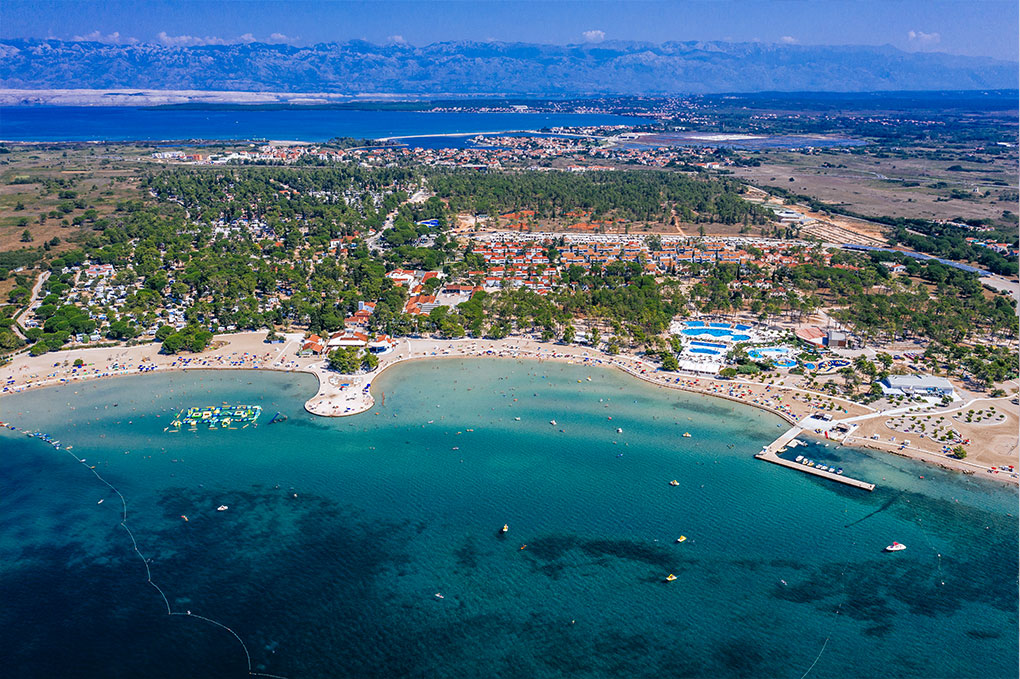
left=2, top=331, right=1016, bottom=484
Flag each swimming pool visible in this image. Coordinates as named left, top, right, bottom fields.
left=775, top=359, right=798, bottom=368
left=747, top=347, right=792, bottom=360
left=691, top=341, right=728, bottom=350
left=680, top=328, right=752, bottom=341
left=690, top=348, right=723, bottom=355
left=734, top=324, right=752, bottom=331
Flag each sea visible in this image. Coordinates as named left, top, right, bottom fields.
left=1, top=359, right=1017, bottom=679
left=0, top=107, right=635, bottom=144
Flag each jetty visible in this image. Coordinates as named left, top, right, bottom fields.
left=755, top=426, right=876, bottom=491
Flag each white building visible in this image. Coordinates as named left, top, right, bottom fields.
left=879, top=375, right=955, bottom=398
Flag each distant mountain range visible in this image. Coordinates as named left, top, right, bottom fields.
left=1, top=39, right=1016, bottom=96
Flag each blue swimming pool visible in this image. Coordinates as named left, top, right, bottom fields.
left=734, top=324, right=752, bottom=331
left=691, top=341, right=728, bottom=349
left=747, top=347, right=792, bottom=360
left=708, top=322, right=730, bottom=328
left=690, top=348, right=723, bottom=355
left=680, top=328, right=752, bottom=341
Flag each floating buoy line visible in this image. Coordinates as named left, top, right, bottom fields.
left=1, top=420, right=288, bottom=679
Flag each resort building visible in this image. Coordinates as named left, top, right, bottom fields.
left=879, top=375, right=956, bottom=398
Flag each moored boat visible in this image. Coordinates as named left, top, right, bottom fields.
left=884, top=541, right=906, bottom=552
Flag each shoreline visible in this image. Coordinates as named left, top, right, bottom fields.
left=1, top=331, right=1015, bottom=484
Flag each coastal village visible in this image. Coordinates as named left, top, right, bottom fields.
left=2, top=131, right=1018, bottom=489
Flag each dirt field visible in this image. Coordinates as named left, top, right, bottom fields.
left=731, top=150, right=1018, bottom=223
left=0, top=145, right=149, bottom=252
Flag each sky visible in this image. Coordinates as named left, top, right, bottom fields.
left=3, top=0, right=1017, bottom=61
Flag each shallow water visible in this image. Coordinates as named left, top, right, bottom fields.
left=1, top=359, right=1016, bottom=678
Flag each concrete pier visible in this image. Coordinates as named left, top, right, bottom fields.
left=755, top=426, right=876, bottom=491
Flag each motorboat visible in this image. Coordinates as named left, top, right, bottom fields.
left=501, top=524, right=508, bottom=534
left=665, top=574, right=677, bottom=582
left=884, top=542, right=906, bottom=552
left=683, top=432, right=692, bottom=438
left=669, top=480, right=680, bottom=486
left=836, top=468, right=844, bottom=475
left=217, top=505, right=228, bottom=512
left=795, top=455, right=804, bottom=463
left=434, top=593, right=444, bottom=599
left=616, top=428, right=623, bottom=433
left=676, top=536, right=687, bottom=543
left=550, top=420, right=557, bottom=426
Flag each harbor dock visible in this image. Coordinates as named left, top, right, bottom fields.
left=755, top=426, right=876, bottom=491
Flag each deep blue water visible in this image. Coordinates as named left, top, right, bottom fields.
left=1, top=360, right=1017, bottom=679
left=0, top=107, right=634, bottom=143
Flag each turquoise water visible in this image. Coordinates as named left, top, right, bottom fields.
left=1, top=359, right=1017, bottom=678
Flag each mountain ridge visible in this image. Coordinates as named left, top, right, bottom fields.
left=1, top=39, right=1016, bottom=95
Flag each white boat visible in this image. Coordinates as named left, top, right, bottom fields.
left=795, top=455, right=804, bottom=463
left=550, top=420, right=557, bottom=426
left=616, top=428, right=623, bottom=433
left=216, top=505, right=228, bottom=512
left=434, top=593, right=444, bottom=599
left=884, top=542, right=906, bottom=552
left=669, top=479, right=680, bottom=486
left=501, top=524, right=508, bottom=533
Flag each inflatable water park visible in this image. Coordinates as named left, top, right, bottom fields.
left=167, top=405, right=262, bottom=431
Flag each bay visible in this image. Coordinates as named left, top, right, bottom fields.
left=0, top=107, right=634, bottom=143
left=1, top=359, right=1016, bottom=678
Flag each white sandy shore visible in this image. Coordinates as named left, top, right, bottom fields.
left=1, top=331, right=1015, bottom=484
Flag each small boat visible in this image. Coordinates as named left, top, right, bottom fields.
left=514, top=417, right=521, bottom=421
left=676, top=536, right=687, bottom=543
left=665, top=574, right=677, bottom=582
left=683, top=432, right=691, bottom=438
left=669, top=480, right=680, bottom=486
left=795, top=455, right=804, bottom=463
left=501, top=524, right=509, bottom=534
left=97, top=499, right=104, bottom=505
left=434, top=593, right=444, bottom=599
left=550, top=420, right=557, bottom=426
left=217, top=505, right=228, bottom=512
left=884, top=542, right=906, bottom=552
left=181, top=515, right=189, bottom=522
left=616, top=428, right=623, bottom=433
left=836, top=468, right=844, bottom=475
